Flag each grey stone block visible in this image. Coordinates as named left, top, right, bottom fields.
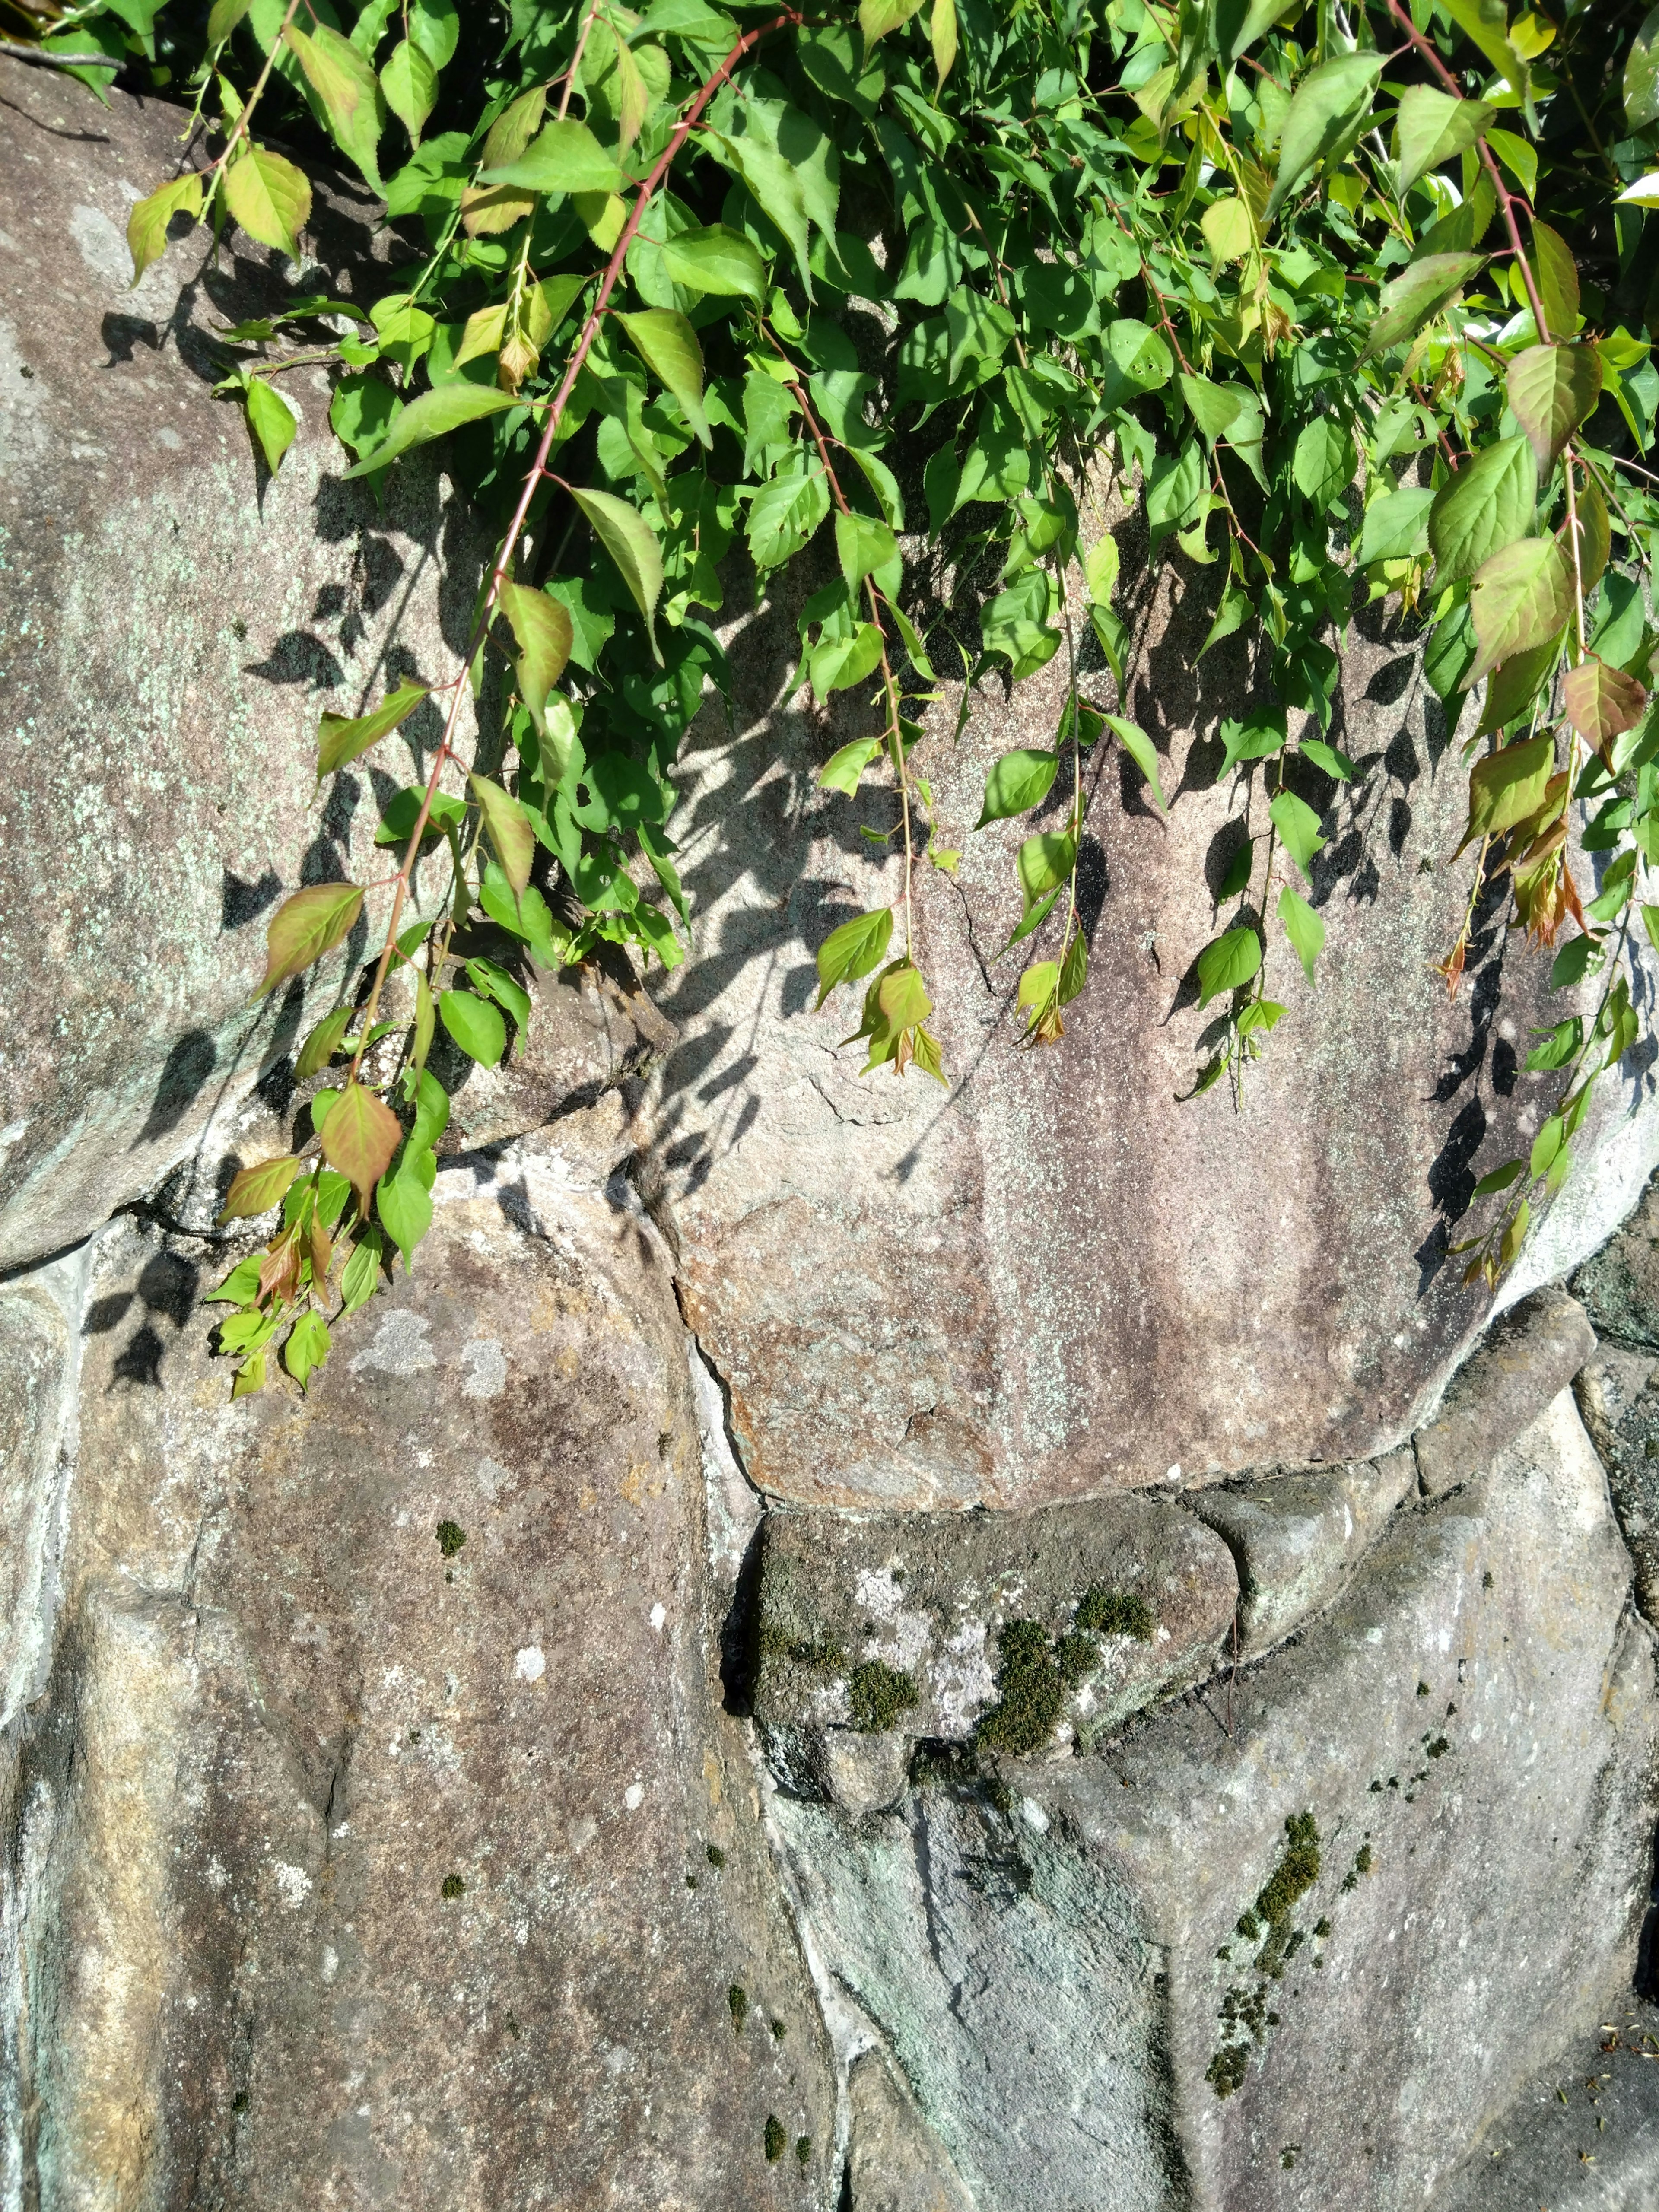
left=1414, top=1286, right=1597, bottom=1496
left=847, top=2050, right=976, bottom=2212
left=1189, top=1449, right=1416, bottom=1659
left=1577, top=1345, right=1659, bottom=1627
left=1576, top=1168, right=1659, bottom=1350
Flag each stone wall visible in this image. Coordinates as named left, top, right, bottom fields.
left=5, top=71, right=1659, bottom=2212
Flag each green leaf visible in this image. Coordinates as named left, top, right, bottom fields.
left=469, top=774, right=535, bottom=897
left=341, top=381, right=518, bottom=477
left=482, top=115, right=624, bottom=194
left=381, top=37, right=438, bottom=146
left=1428, top=434, right=1536, bottom=586
left=1017, top=831, right=1076, bottom=908
left=244, top=378, right=297, bottom=474
left=409, top=0, right=459, bottom=66
left=439, top=988, right=507, bottom=1066
left=466, top=957, right=531, bottom=1029
left=1505, top=345, right=1603, bottom=479
left=1218, top=707, right=1286, bottom=777
left=340, top=1228, right=384, bottom=1313
left=1278, top=884, right=1325, bottom=985
left=1564, top=657, right=1648, bottom=753
left=1484, top=127, right=1536, bottom=203
left=375, top=785, right=465, bottom=846
left=614, top=308, right=711, bottom=448
left=295, top=1006, right=351, bottom=1079
left=206, top=0, right=252, bottom=41
left=377, top=1159, right=434, bottom=1268
left=1196, top=925, right=1262, bottom=1007
left=1442, top=0, right=1531, bottom=98
left=1532, top=223, right=1580, bottom=340
left=1472, top=1157, right=1525, bottom=1197
left=659, top=225, right=767, bottom=302
left=1468, top=538, right=1573, bottom=686
left=320, top=1081, right=404, bottom=1205
left=1357, top=487, right=1434, bottom=565
left=819, top=737, right=884, bottom=796
left=815, top=907, right=893, bottom=1006
left=859, top=0, right=925, bottom=41
left=284, top=1310, right=331, bottom=1391
left=1530, top=1114, right=1564, bottom=1182
left=496, top=581, right=572, bottom=734
left=1267, top=53, right=1382, bottom=223
left=284, top=22, right=386, bottom=193
left=807, top=624, right=884, bottom=700
left=1393, top=87, right=1494, bottom=193
left=127, top=171, right=204, bottom=284
left=1102, top=715, right=1167, bottom=813
left=834, top=510, right=899, bottom=591
left=217, top=1154, right=300, bottom=1223
left=1457, top=731, right=1555, bottom=854
left=977, top=749, right=1058, bottom=826
left=1360, top=252, right=1486, bottom=362
left=317, top=681, right=429, bottom=777
left=204, top=1254, right=265, bottom=1305
left=1552, top=935, right=1600, bottom=989
left=1269, top=790, right=1325, bottom=880
left=223, top=143, right=312, bottom=258
left=931, top=0, right=956, bottom=83
left=1628, top=3, right=1659, bottom=130
left=254, top=882, right=363, bottom=998
left=1526, top=1016, right=1582, bottom=1071
left=1299, top=738, right=1355, bottom=782
left=571, top=486, right=664, bottom=660
left=1292, top=417, right=1356, bottom=506
left=747, top=464, right=831, bottom=570
left=1202, top=195, right=1254, bottom=263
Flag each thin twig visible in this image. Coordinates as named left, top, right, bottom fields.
left=0, top=36, right=118, bottom=67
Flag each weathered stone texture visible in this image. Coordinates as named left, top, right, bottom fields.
left=1576, top=1172, right=1659, bottom=1350
left=0, top=71, right=484, bottom=1270
left=1188, top=1447, right=1416, bottom=1659
left=768, top=1388, right=1659, bottom=2212
left=1578, top=1342, right=1659, bottom=1630
left=1413, top=1285, right=1598, bottom=1496
left=654, top=522, right=1659, bottom=1512
left=1, top=1157, right=833, bottom=2210
left=845, top=2049, right=977, bottom=2212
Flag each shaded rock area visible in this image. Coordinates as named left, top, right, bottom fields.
left=768, top=1389, right=1659, bottom=2212
left=0, top=67, right=485, bottom=1270
left=755, top=1496, right=1237, bottom=1794
left=1414, top=1285, right=1597, bottom=1497
left=652, top=529, right=1659, bottom=1513
left=1577, top=1345, right=1659, bottom=1630
left=1576, top=1174, right=1659, bottom=1350
left=0, top=1163, right=833, bottom=2210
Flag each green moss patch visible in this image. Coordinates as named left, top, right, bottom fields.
left=1075, top=1586, right=1155, bottom=1640
left=849, top=1659, right=918, bottom=1733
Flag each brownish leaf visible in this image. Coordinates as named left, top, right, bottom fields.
left=254, top=882, right=364, bottom=999
left=1563, top=655, right=1647, bottom=755
left=319, top=1081, right=404, bottom=1207
left=217, top=1154, right=300, bottom=1223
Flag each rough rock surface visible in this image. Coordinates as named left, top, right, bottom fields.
left=1414, top=1286, right=1598, bottom=1497
left=846, top=2049, right=977, bottom=2212
left=652, top=521, right=1659, bottom=1510
left=1577, top=1174, right=1659, bottom=1349
left=0, top=1156, right=833, bottom=2209
left=754, top=1495, right=1238, bottom=1780
left=0, top=71, right=483, bottom=1270
left=768, top=1389, right=1659, bottom=2212
left=1436, top=2000, right=1659, bottom=2210
left=1578, top=1343, right=1659, bottom=1628
left=1188, top=1447, right=1416, bottom=1659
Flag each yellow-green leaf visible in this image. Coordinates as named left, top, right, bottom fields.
left=1392, top=86, right=1494, bottom=193
left=381, top=37, right=438, bottom=146
left=127, top=171, right=204, bottom=285
left=931, top=0, right=957, bottom=83
left=317, top=681, right=429, bottom=777
left=1278, top=885, right=1325, bottom=985
left=216, top=1154, right=300, bottom=1223
left=570, top=486, right=664, bottom=661
left=284, top=22, right=386, bottom=192
left=481, top=115, right=625, bottom=194
left=1532, top=222, right=1580, bottom=339
left=1468, top=537, right=1573, bottom=685
left=223, top=143, right=312, bottom=258
left=658, top=225, right=767, bottom=302
left=469, top=774, right=535, bottom=896
left=1428, top=434, right=1536, bottom=585
left=496, top=580, right=572, bottom=734
left=1457, top=731, right=1555, bottom=855
left=295, top=1006, right=351, bottom=1079
left=244, top=377, right=297, bottom=474
left=320, top=1081, right=404, bottom=1206
left=341, top=381, right=519, bottom=477
left=860, top=0, right=925, bottom=40
left=1195, top=925, right=1262, bottom=1007
left=254, top=882, right=364, bottom=998
left=614, top=308, right=711, bottom=448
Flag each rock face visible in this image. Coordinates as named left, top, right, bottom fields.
left=0, top=1157, right=834, bottom=2210
left=0, top=67, right=483, bottom=1271
left=1578, top=1344, right=1659, bottom=1630
left=652, top=548, right=1659, bottom=1511
left=1413, top=1286, right=1598, bottom=1497
left=766, top=1389, right=1659, bottom=2212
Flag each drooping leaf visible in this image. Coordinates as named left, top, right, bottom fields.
left=1291, top=417, right=1357, bottom=506
left=1456, top=731, right=1556, bottom=855
left=659, top=225, right=767, bottom=302
left=341, top=381, right=519, bottom=476
left=1266, top=53, right=1382, bottom=223
left=284, top=23, right=386, bottom=192
left=977, top=749, right=1058, bottom=826
left=469, top=774, right=536, bottom=897
left=1532, top=222, right=1580, bottom=339
left=1278, top=885, right=1325, bottom=985
left=340, top=1228, right=384, bottom=1313
left=815, top=906, right=894, bottom=1006
left=377, top=1157, right=435, bottom=1268
left=223, top=143, right=312, bottom=257
left=1628, top=4, right=1659, bottom=130
left=439, top=988, right=507, bottom=1066
left=807, top=623, right=884, bottom=699
left=570, top=486, right=664, bottom=659
left=1195, top=925, right=1262, bottom=1007
left=254, top=882, right=364, bottom=998
left=206, top=0, right=251, bottom=42
left=1563, top=657, right=1648, bottom=754
left=467, top=957, right=531, bottom=1029
left=1442, top=0, right=1531, bottom=99
left=1467, top=537, right=1574, bottom=686
left=614, top=308, right=711, bottom=446
left=1505, top=345, right=1603, bottom=479
left=1428, top=434, right=1536, bottom=585
left=1269, top=790, right=1325, bottom=880
left=295, top=1006, right=351, bottom=1079
left=1359, top=252, right=1486, bottom=361
left=931, top=0, right=957, bottom=83
left=1102, top=714, right=1167, bottom=813
left=127, top=171, right=204, bottom=284
left=1218, top=707, right=1286, bottom=777
left=319, top=1081, right=404, bottom=1206
left=859, top=0, right=925, bottom=41
left=244, top=377, right=297, bottom=474
left=496, top=581, right=572, bottom=734
left=381, top=37, right=438, bottom=145
left=1299, top=738, right=1355, bottom=782
left=1393, top=87, right=1494, bottom=193
left=1017, top=831, right=1077, bottom=909
left=834, top=510, right=899, bottom=591
left=217, top=1154, right=301, bottom=1223
left=482, top=116, right=625, bottom=194
left=1357, top=486, right=1435, bottom=565
left=317, top=681, right=429, bottom=777
left=819, top=737, right=884, bottom=796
